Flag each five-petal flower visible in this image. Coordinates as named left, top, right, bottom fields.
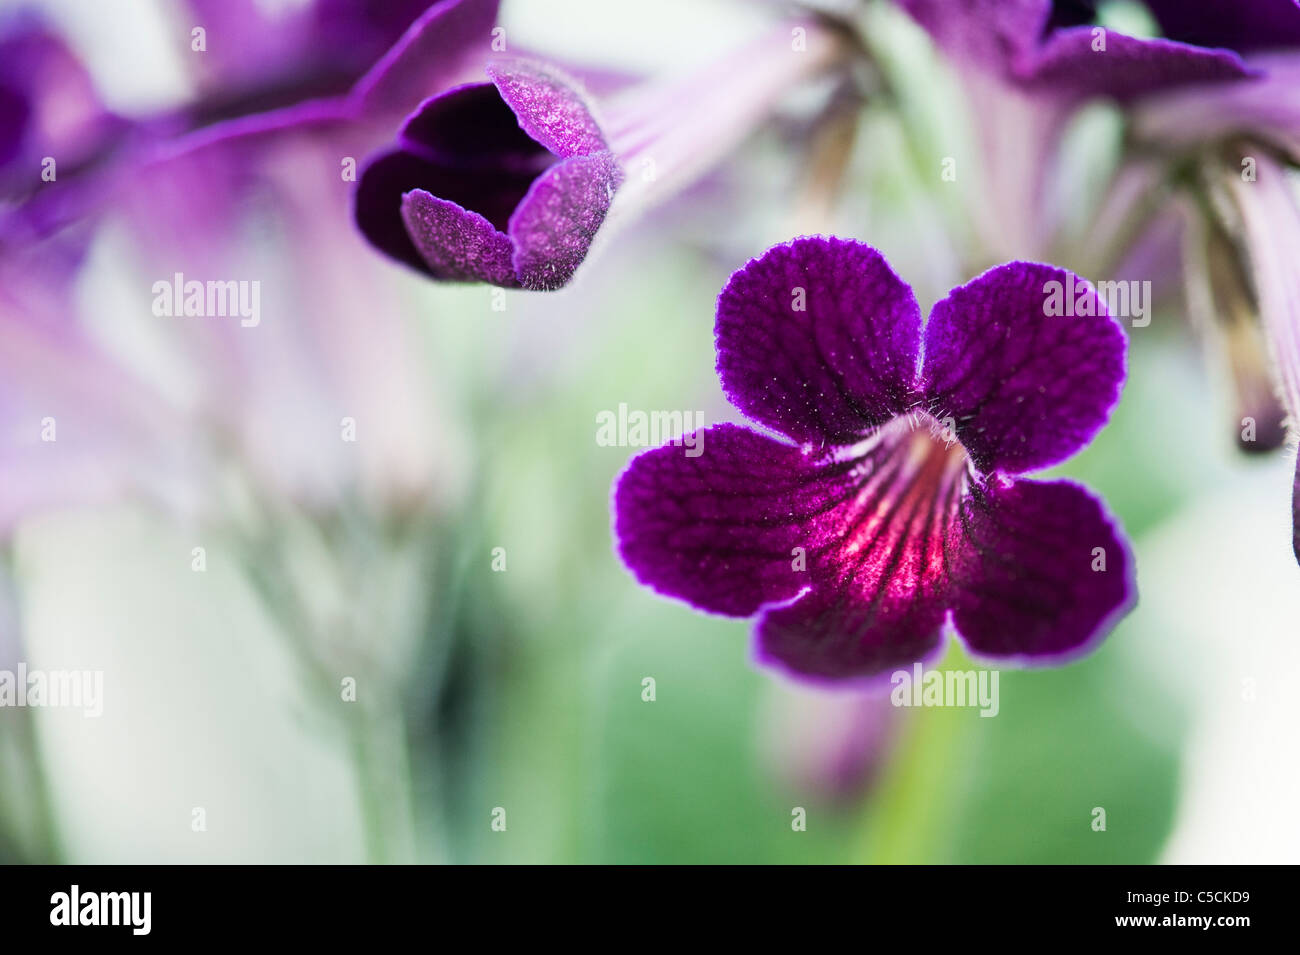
left=614, top=236, right=1135, bottom=681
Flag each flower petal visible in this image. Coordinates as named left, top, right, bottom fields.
left=755, top=586, right=947, bottom=683
left=951, top=478, right=1134, bottom=661
left=354, top=148, right=534, bottom=276
left=508, top=150, right=621, bottom=290
left=1143, top=0, right=1300, bottom=55
left=351, top=0, right=502, bottom=114
left=896, top=0, right=1048, bottom=72
left=754, top=420, right=967, bottom=681
left=1131, top=53, right=1300, bottom=163
left=613, top=423, right=829, bottom=617
left=920, top=261, right=1126, bottom=475
left=715, top=236, right=923, bottom=446
left=484, top=58, right=609, bottom=157
left=1020, top=29, right=1257, bottom=102
left=400, top=187, right=517, bottom=285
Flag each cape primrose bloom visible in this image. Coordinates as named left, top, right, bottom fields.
left=355, top=59, right=623, bottom=291
left=354, top=19, right=849, bottom=290
left=614, top=237, right=1135, bottom=681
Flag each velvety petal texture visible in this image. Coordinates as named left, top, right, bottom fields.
left=951, top=478, right=1133, bottom=660
left=614, top=237, right=1134, bottom=682
left=920, top=262, right=1126, bottom=475
left=754, top=420, right=965, bottom=680
left=614, top=423, right=825, bottom=617
left=355, top=58, right=622, bottom=290
left=715, top=236, right=922, bottom=446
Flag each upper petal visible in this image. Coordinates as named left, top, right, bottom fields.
left=1143, top=0, right=1300, bottom=55
left=484, top=59, right=609, bottom=157
left=920, top=261, right=1126, bottom=475
left=351, top=0, right=502, bottom=114
left=715, top=236, right=923, bottom=446
left=613, top=422, right=838, bottom=617
left=950, top=478, right=1134, bottom=661
left=1019, top=28, right=1258, bottom=102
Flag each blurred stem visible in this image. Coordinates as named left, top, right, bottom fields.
left=2, top=706, right=64, bottom=862
left=350, top=705, right=414, bottom=864
left=231, top=479, right=433, bottom=863
left=853, top=644, right=974, bottom=863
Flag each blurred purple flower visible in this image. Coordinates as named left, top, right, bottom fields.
left=0, top=14, right=125, bottom=187
left=614, top=236, right=1134, bottom=682
left=0, top=12, right=145, bottom=272
left=0, top=2, right=505, bottom=531
left=893, top=0, right=1293, bottom=258
left=762, top=684, right=899, bottom=805
left=178, top=0, right=438, bottom=120
left=901, top=0, right=1261, bottom=101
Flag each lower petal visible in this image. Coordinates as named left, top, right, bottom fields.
left=755, top=585, right=947, bottom=683
left=400, top=188, right=518, bottom=286
left=951, top=478, right=1134, bottom=661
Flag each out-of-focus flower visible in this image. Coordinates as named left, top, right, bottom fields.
left=892, top=0, right=1265, bottom=258
left=901, top=0, right=1258, bottom=100
left=761, top=682, right=899, bottom=805
left=355, top=17, right=851, bottom=289
left=178, top=0, right=438, bottom=120
left=0, top=2, right=503, bottom=530
left=614, top=236, right=1133, bottom=681
left=0, top=12, right=145, bottom=272
left=0, top=13, right=125, bottom=190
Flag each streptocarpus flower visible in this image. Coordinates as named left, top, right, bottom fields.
left=893, top=0, right=1270, bottom=259
left=354, top=19, right=850, bottom=290
left=614, top=236, right=1134, bottom=681
left=355, top=59, right=624, bottom=290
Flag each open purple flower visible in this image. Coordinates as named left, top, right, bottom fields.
left=354, top=59, right=623, bottom=291
left=614, top=236, right=1134, bottom=681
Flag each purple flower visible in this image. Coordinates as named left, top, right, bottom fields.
left=892, top=0, right=1300, bottom=260
left=354, top=59, right=624, bottom=290
left=353, top=18, right=850, bottom=290
left=0, top=13, right=136, bottom=261
left=179, top=0, right=438, bottom=119
left=899, top=0, right=1266, bottom=102
left=614, top=236, right=1134, bottom=682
